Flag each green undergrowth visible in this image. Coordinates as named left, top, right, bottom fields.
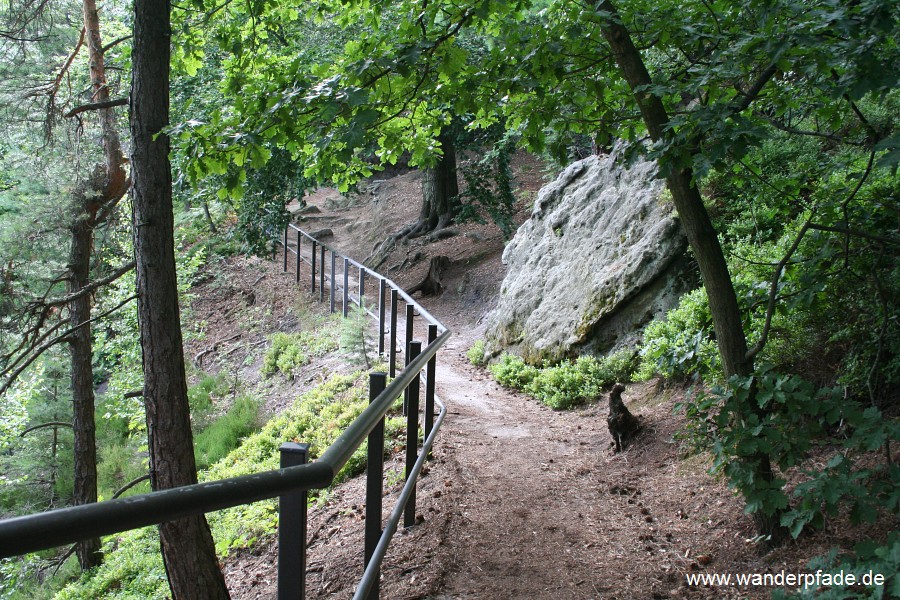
left=53, top=368, right=404, bottom=599
left=194, top=394, right=262, bottom=470
left=487, top=349, right=636, bottom=409
left=466, top=340, right=487, bottom=366
left=262, top=325, right=341, bottom=378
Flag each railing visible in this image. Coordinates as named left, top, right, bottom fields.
left=0, top=223, right=450, bottom=600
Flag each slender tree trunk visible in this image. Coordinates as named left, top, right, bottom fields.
left=68, top=212, right=101, bottom=570
left=201, top=197, right=217, bottom=234
left=598, top=0, right=783, bottom=540
left=66, top=0, right=130, bottom=570
left=131, top=1, right=231, bottom=597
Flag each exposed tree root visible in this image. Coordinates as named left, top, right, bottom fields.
left=365, top=215, right=455, bottom=270
left=408, top=256, right=451, bottom=296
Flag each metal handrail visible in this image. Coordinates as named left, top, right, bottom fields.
left=0, top=224, right=451, bottom=600
left=284, top=222, right=447, bottom=333
left=354, top=390, right=446, bottom=600
left=0, top=321, right=448, bottom=559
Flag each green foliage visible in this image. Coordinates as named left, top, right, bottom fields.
left=488, top=353, right=539, bottom=390
left=490, top=350, right=636, bottom=409
left=636, top=289, right=720, bottom=382
left=772, top=533, right=900, bottom=599
left=679, top=369, right=900, bottom=536
left=262, top=326, right=339, bottom=378
left=339, top=303, right=372, bottom=369
left=0, top=355, right=75, bottom=516
left=456, top=131, right=519, bottom=238
left=193, top=395, right=262, bottom=470
left=55, top=369, right=405, bottom=597
left=202, top=369, right=403, bottom=555
left=93, top=232, right=208, bottom=435
left=188, top=372, right=230, bottom=415
left=0, top=551, right=81, bottom=600
left=525, top=362, right=592, bottom=410
left=54, top=528, right=169, bottom=600
left=235, top=148, right=311, bottom=257
left=466, top=340, right=486, bottom=366
left=96, top=440, right=148, bottom=503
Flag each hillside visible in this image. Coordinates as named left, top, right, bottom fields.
left=182, top=159, right=894, bottom=599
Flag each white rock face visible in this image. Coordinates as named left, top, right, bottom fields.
left=485, top=151, right=694, bottom=362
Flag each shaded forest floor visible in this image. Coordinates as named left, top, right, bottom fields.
left=184, top=157, right=892, bottom=599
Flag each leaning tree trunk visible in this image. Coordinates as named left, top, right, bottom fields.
left=131, top=0, right=231, bottom=598
left=598, top=0, right=784, bottom=542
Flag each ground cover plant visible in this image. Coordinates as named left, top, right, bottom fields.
left=488, top=349, right=636, bottom=409
left=48, top=369, right=405, bottom=599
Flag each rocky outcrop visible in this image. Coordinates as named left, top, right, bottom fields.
left=484, top=150, right=695, bottom=363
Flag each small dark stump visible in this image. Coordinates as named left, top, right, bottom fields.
left=408, top=256, right=451, bottom=296
left=607, top=383, right=641, bottom=453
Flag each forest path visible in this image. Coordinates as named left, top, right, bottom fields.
left=420, top=324, right=620, bottom=598
left=372, top=316, right=766, bottom=600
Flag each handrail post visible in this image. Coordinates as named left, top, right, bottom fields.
left=330, top=251, right=337, bottom=313
left=282, top=227, right=288, bottom=272
left=343, top=258, right=350, bottom=317
left=425, top=324, right=438, bottom=445
left=403, top=304, right=414, bottom=416
left=403, top=341, right=422, bottom=528
left=319, top=243, right=326, bottom=303
left=365, top=373, right=387, bottom=600
left=310, top=240, right=317, bottom=294
left=389, top=289, right=398, bottom=378
left=358, top=268, right=366, bottom=307
left=378, top=279, right=386, bottom=356
left=295, top=229, right=302, bottom=283
left=278, top=442, right=309, bottom=600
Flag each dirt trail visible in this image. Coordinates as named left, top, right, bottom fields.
left=425, top=329, right=618, bottom=599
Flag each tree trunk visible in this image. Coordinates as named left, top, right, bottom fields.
left=598, top=0, right=783, bottom=540
left=66, top=0, right=130, bottom=570
left=82, top=0, right=127, bottom=201
left=597, top=1, right=749, bottom=377
left=407, top=255, right=451, bottom=296
left=419, top=131, right=460, bottom=233
left=130, top=1, right=231, bottom=598
left=68, top=210, right=101, bottom=570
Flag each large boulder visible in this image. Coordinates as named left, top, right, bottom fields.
left=484, top=150, right=695, bottom=363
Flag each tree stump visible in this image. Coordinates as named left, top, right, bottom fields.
left=607, top=383, right=641, bottom=453
left=408, top=256, right=451, bottom=296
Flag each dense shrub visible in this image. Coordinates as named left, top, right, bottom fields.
left=680, top=369, right=900, bottom=541
left=489, top=349, right=636, bottom=409
left=772, top=532, right=900, bottom=599
left=466, top=340, right=487, bottom=366
left=488, top=353, right=539, bottom=389
left=635, top=288, right=720, bottom=382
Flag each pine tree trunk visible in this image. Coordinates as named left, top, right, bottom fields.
left=131, top=0, right=231, bottom=597
left=66, top=0, right=130, bottom=570
left=68, top=213, right=101, bottom=570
